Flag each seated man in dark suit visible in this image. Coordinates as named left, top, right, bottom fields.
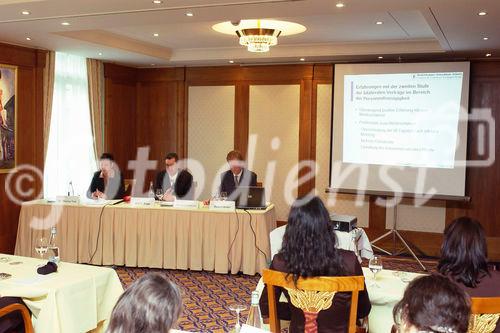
left=220, top=150, right=257, bottom=200
left=86, top=153, right=125, bottom=200
left=154, top=152, right=194, bottom=201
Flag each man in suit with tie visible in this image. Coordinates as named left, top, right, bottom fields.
left=220, top=150, right=257, bottom=200
left=154, top=152, right=194, bottom=201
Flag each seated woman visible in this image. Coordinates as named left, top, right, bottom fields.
left=86, top=153, right=125, bottom=200
left=107, top=273, right=182, bottom=333
left=438, top=216, right=500, bottom=333
left=259, top=196, right=371, bottom=333
left=393, top=274, right=470, bottom=333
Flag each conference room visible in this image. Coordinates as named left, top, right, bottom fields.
left=0, top=0, right=499, bottom=332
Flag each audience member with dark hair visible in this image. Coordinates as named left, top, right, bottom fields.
left=438, top=216, right=500, bottom=333
left=259, top=196, right=371, bottom=333
left=220, top=150, right=257, bottom=199
left=107, top=273, right=182, bottom=333
left=87, top=153, right=125, bottom=200
left=393, top=274, right=471, bottom=333
left=154, top=152, right=194, bottom=201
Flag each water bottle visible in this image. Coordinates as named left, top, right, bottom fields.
left=148, top=181, right=155, bottom=199
left=67, top=181, right=74, bottom=196
left=246, top=291, right=264, bottom=328
left=48, top=226, right=60, bottom=263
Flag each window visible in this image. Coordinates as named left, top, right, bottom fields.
left=44, top=52, right=97, bottom=198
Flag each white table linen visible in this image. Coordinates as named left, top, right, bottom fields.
left=0, top=254, right=123, bottom=333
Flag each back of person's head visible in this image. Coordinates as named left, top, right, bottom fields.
left=280, top=196, right=343, bottom=281
left=393, top=274, right=471, bottom=333
left=437, top=216, right=489, bottom=288
left=107, top=273, right=182, bottom=333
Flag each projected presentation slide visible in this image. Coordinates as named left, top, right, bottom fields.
left=343, top=72, right=464, bottom=169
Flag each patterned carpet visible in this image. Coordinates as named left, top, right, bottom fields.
left=114, top=255, right=438, bottom=332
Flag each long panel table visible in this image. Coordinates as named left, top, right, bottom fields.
left=15, top=200, right=276, bottom=275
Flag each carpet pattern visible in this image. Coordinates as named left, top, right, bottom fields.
left=114, top=255, right=438, bottom=332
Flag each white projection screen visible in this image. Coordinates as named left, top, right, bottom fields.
left=330, top=62, right=470, bottom=198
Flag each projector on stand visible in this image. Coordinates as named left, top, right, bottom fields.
left=330, top=214, right=357, bottom=232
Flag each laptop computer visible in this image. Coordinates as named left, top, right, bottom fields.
left=235, top=186, right=267, bottom=210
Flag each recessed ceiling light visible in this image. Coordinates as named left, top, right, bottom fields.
left=376, top=21, right=383, bottom=25
left=299, top=58, right=305, bottom=61
left=98, top=52, right=103, bottom=56
left=336, top=2, right=345, bottom=8
left=229, top=60, right=234, bottom=64
left=61, top=22, right=70, bottom=26
left=483, top=37, right=489, bottom=40
left=378, top=56, right=384, bottom=59
left=21, top=10, right=30, bottom=15
left=150, top=63, right=156, bottom=66
left=186, top=12, right=194, bottom=17
left=26, top=37, right=31, bottom=41
left=486, top=53, right=492, bottom=57
left=153, top=33, right=159, bottom=37
left=152, top=0, right=162, bottom=3
left=478, top=11, right=487, bottom=16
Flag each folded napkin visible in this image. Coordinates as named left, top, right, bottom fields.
left=36, top=261, right=58, bottom=275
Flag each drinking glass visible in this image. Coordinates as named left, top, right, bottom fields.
left=34, top=237, right=48, bottom=266
left=368, top=256, right=383, bottom=288
left=228, top=303, right=247, bottom=333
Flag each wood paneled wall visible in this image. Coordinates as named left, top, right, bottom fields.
left=0, top=43, right=46, bottom=254
left=103, top=61, right=500, bottom=260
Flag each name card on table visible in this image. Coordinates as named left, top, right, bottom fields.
left=173, top=200, right=199, bottom=209
left=209, top=200, right=235, bottom=211
left=56, top=196, right=80, bottom=204
left=130, top=197, right=155, bottom=205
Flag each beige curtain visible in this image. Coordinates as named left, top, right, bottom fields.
left=43, top=51, right=56, bottom=159
left=86, top=58, right=105, bottom=160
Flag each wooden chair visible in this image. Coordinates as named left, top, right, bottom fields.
left=124, top=178, right=136, bottom=196
left=262, top=269, right=365, bottom=333
left=0, top=303, right=34, bottom=333
left=256, top=181, right=263, bottom=187
left=469, top=297, right=500, bottom=333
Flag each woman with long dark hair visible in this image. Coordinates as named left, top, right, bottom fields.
left=438, top=217, right=500, bottom=333
left=259, top=196, right=371, bottom=332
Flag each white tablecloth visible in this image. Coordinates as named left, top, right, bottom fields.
left=270, top=226, right=373, bottom=261
left=363, top=267, right=423, bottom=333
left=0, top=254, right=123, bottom=333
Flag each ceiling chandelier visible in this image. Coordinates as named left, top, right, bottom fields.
left=212, top=19, right=306, bottom=53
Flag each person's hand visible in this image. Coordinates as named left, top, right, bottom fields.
left=202, top=199, right=210, bottom=205
left=91, top=191, right=99, bottom=199
left=163, top=192, right=175, bottom=202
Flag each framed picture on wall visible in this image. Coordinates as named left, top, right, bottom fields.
left=0, top=64, right=17, bottom=172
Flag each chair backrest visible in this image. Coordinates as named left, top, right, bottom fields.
left=0, top=302, right=34, bottom=333
left=256, top=181, right=263, bottom=187
left=262, top=269, right=365, bottom=333
left=269, top=226, right=286, bottom=259
left=469, top=297, right=500, bottom=333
